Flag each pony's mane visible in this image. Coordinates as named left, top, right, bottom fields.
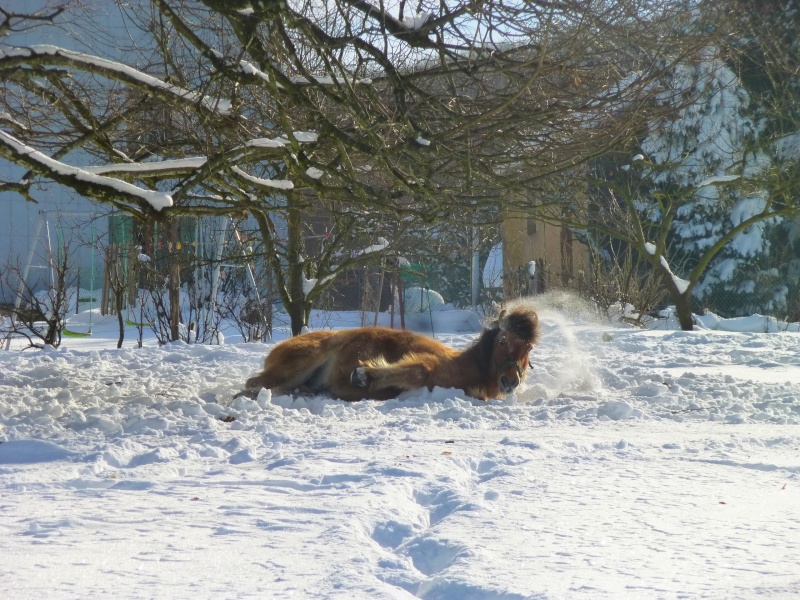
left=498, top=305, right=539, bottom=346
left=472, top=326, right=501, bottom=369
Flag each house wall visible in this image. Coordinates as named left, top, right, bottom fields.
left=0, top=6, right=134, bottom=304
left=0, top=185, right=106, bottom=303
left=502, top=209, right=590, bottom=300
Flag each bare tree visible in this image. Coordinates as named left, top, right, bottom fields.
left=1, top=0, right=730, bottom=333
left=521, top=0, right=800, bottom=330
left=0, top=243, right=77, bottom=349
left=102, top=242, right=129, bottom=349
left=577, top=236, right=667, bottom=326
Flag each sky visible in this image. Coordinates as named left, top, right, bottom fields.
left=1, top=294, right=799, bottom=599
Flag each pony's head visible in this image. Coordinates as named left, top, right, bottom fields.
left=480, top=305, right=540, bottom=395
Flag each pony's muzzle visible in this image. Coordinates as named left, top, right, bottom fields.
left=350, top=367, right=371, bottom=388
left=499, top=374, right=520, bottom=394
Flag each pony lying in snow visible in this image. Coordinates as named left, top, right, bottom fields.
left=241, top=305, right=539, bottom=401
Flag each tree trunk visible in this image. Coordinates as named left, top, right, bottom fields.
left=286, top=205, right=307, bottom=336
left=116, top=288, right=125, bottom=349
left=169, top=219, right=181, bottom=341
left=249, top=199, right=313, bottom=337
left=286, top=301, right=306, bottom=337
left=658, top=268, right=694, bottom=331
left=673, top=293, right=695, bottom=331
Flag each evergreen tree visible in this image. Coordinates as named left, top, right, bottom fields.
left=735, top=0, right=800, bottom=319
left=640, top=47, right=786, bottom=316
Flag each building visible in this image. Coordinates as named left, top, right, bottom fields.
left=501, top=208, right=590, bottom=300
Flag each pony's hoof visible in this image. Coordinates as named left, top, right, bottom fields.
left=350, top=367, right=371, bottom=388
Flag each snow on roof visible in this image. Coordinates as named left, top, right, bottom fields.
left=290, top=75, right=373, bottom=86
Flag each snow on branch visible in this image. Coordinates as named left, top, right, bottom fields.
left=302, top=273, right=336, bottom=298
left=84, top=157, right=208, bottom=176
left=356, top=237, right=389, bottom=256
left=272, top=132, right=319, bottom=144
left=0, top=130, right=173, bottom=210
left=231, top=53, right=372, bottom=87
left=0, top=45, right=231, bottom=114
left=0, top=111, right=28, bottom=131
left=68, top=132, right=317, bottom=199
left=696, top=174, right=740, bottom=188
left=660, top=255, right=690, bottom=294
left=645, top=241, right=690, bottom=294
left=773, top=132, right=800, bottom=162
left=401, top=13, right=432, bottom=29
left=231, top=166, right=293, bottom=190
left=338, top=0, right=437, bottom=47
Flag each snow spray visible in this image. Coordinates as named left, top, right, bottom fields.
left=513, top=292, right=604, bottom=401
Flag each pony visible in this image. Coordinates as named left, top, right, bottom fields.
left=240, top=304, right=539, bottom=401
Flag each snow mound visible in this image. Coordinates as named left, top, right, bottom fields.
left=1, top=307, right=799, bottom=599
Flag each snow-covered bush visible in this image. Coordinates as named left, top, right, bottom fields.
left=401, top=287, right=448, bottom=313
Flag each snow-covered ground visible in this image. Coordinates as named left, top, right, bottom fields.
left=1, top=296, right=799, bottom=599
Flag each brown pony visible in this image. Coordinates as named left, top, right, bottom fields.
left=241, top=304, right=539, bottom=401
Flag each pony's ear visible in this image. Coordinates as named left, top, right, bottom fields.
left=487, top=309, right=506, bottom=331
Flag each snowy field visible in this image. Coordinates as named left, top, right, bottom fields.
left=1, top=296, right=800, bottom=599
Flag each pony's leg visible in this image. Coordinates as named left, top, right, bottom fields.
left=244, top=331, right=335, bottom=394
left=350, top=355, right=434, bottom=394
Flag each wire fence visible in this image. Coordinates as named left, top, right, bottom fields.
left=695, top=288, right=800, bottom=323
left=497, top=260, right=800, bottom=326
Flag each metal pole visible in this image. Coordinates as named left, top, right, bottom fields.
left=207, top=217, right=229, bottom=324
left=373, top=258, right=385, bottom=327
left=233, top=223, right=260, bottom=299
left=89, top=219, right=95, bottom=334
left=45, top=215, right=55, bottom=287
left=193, top=217, right=202, bottom=332
left=471, top=227, right=480, bottom=308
